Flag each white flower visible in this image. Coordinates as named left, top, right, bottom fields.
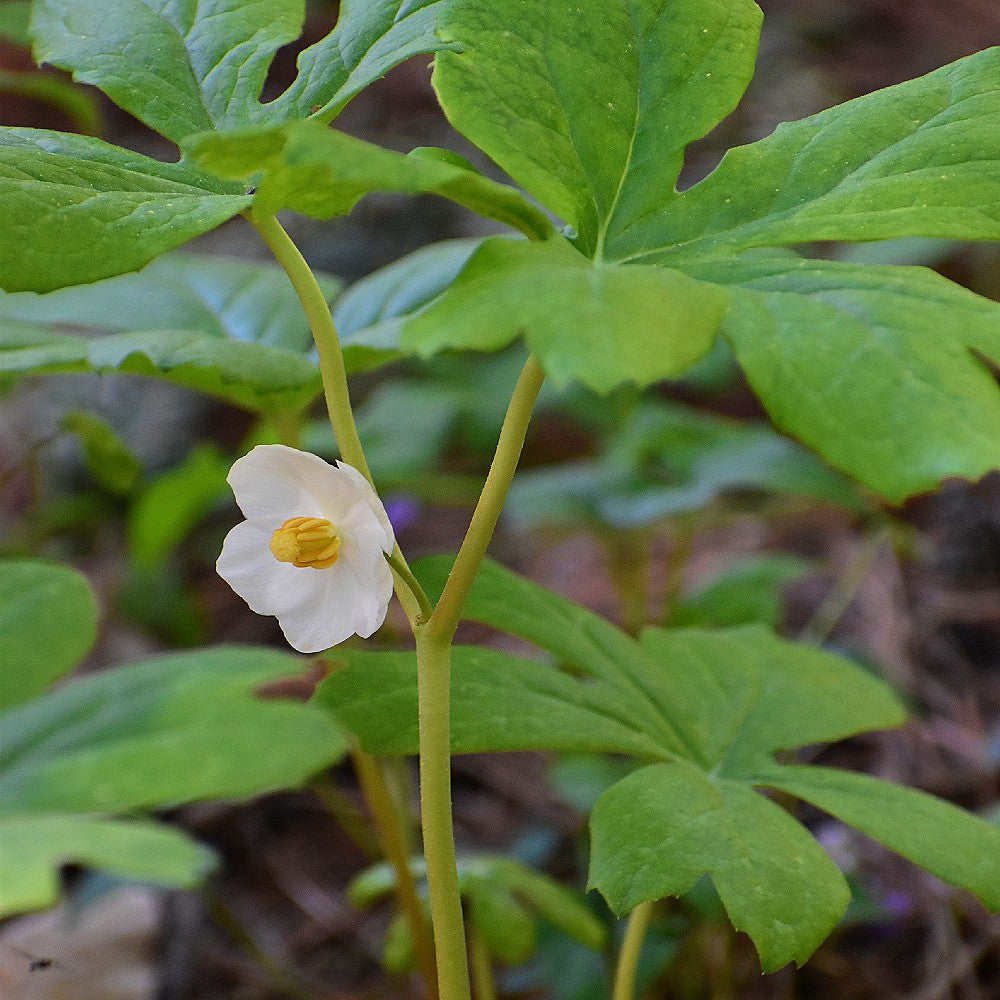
left=217, top=444, right=395, bottom=653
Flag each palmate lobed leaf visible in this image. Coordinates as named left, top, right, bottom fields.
left=31, top=0, right=451, bottom=143
left=186, top=122, right=554, bottom=237
left=683, top=253, right=1000, bottom=502
left=400, top=235, right=729, bottom=392
left=0, top=130, right=250, bottom=293
left=433, top=0, right=1000, bottom=501
left=317, top=557, right=1000, bottom=969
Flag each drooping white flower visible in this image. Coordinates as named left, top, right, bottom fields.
left=217, top=444, right=395, bottom=653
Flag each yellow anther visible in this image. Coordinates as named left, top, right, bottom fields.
left=269, top=516, right=342, bottom=569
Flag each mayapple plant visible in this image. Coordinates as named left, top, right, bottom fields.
left=1, top=2, right=1000, bottom=999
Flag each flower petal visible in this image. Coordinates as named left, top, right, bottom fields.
left=336, top=461, right=395, bottom=553
left=228, top=445, right=361, bottom=528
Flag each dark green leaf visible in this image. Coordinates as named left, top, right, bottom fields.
left=0, top=2, right=31, bottom=45
left=685, top=253, right=1000, bottom=501
left=0, top=129, right=249, bottom=292
left=0, top=814, right=214, bottom=917
left=402, top=236, right=729, bottom=391
left=0, top=560, right=97, bottom=711
left=589, top=761, right=849, bottom=971
left=433, top=0, right=763, bottom=257
left=759, top=765, right=1000, bottom=911
left=618, top=48, right=1000, bottom=264
left=0, top=646, right=347, bottom=814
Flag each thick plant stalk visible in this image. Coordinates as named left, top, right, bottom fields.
left=415, top=355, right=545, bottom=1000
left=612, top=900, right=655, bottom=1000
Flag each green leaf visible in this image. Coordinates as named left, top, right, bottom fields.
left=0, top=814, right=215, bottom=917
left=317, top=645, right=667, bottom=758
left=62, top=410, right=143, bottom=496
left=588, top=761, right=849, bottom=971
left=320, top=556, right=995, bottom=967
left=685, top=253, right=1000, bottom=502
left=667, top=555, right=813, bottom=629
left=467, top=878, right=538, bottom=964
left=128, top=445, right=231, bottom=568
left=402, top=236, right=729, bottom=391
left=0, top=129, right=249, bottom=292
left=0, top=2, right=31, bottom=45
left=187, top=122, right=554, bottom=237
left=433, top=0, right=763, bottom=257
left=31, top=0, right=301, bottom=142
left=0, top=560, right=97, bottom=712
left=0, top=253, right=344, bottom=412
left=333, top=238, right=483, bottom=366
left=0, top=646, right=347, bottom=815
left=618, top=47, right=1000, bottom=264
left=269, top=1, right=450, bottom=122
left=758, top=765, right=1000, bottom=911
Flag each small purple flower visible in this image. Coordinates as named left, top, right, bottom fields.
left=384, top=494, right=422, bottom=534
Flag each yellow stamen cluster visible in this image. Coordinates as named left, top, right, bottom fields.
left=269, top=516, right=342, bottom=569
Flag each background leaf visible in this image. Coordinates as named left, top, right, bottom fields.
left=0, top=646, right=347, bottom=814
left=433, top=0, right=763, bottom=257
left=0, top=814, right=215, bottom=917
left=0, top=560, right=97, bottom=712
left=0, top=253, right=344, bottom=412
left=61, top=410, right=142, bottom=496
left=0, top=130, right=249, bottom=292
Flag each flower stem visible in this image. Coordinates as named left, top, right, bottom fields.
left=425, top=354, right=546, bottom=644
left=352, top=748, right=439, bottom=1000
left=248, top=211, right=423, bottom=625
left=612, top=901, right=655, bottom=1000
left=413, top=354, right=545, bottom=1000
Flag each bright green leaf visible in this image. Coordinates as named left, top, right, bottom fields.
left=187, top=122, right=553, bottom=237
left=759, top=765, right=1000, bottom=912
left=270, top=1, right=449, bottom=122
left=0, top=814, right=215, bottom=917
left=685, top=253, right=1000, bottom=502
left=589, top=761, right=849, bottom=971
left=0, top=560, right=97, bottom=711
left=433, top=0, right=763, bottom=257
left=402, top=236, right=729, bottom=392
left=317, top=645, right=668, bottom=758
left=0, top=129, right=249, bottom=292
left=467, top=878, right=538, bottom=964
left=619, top=47, right=1000, bottom=264
left=0, top=646, right=347, bottom=815
left=62, top=410, right=142, bottom=496
left=31, top=0, right=301, bottom=142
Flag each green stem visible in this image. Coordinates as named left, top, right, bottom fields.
left=612, top=901, right=655, bottom=1000
left=425, top=355, right=546, bottom=645
left=352, top=748, right=439, bottom=1000
left=416, top=355, right=546, bottom=1000
left=249, top=211, right=422, bottom=624
left=469, top=930, right=498, bottom=1000
left=387, top=550, right=434, bottom=622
